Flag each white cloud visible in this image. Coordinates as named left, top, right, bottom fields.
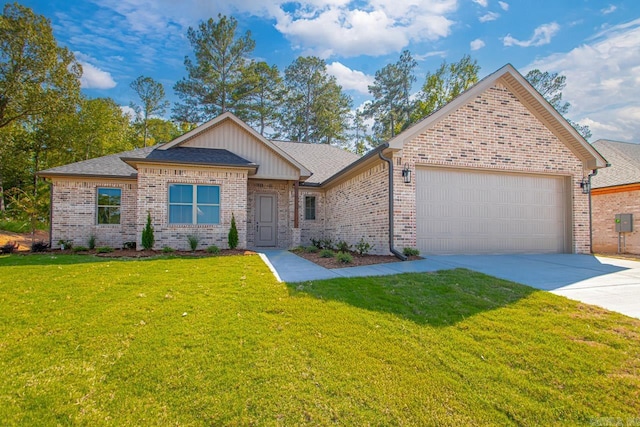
left=498, top=1, right=509, bottom=11
left=527, top=18, right=640, bottom=141
left=503, top=22, right=560, bottom=47
left=414, top=50, right=448, bottom=60
left=273, top=0, right=457, bottom=57
left=79, top=61, right=117, bottom=89
left=120, top=105, right=137, bottom=121
left=479, top=12, right=500, bottom=23
left=470, top=38, right=485, bottom=51
left=472, top=0, right=488, bottom=7
left=601, top=5, right=617, bottom=15
left=326, top=62, right=374, bottom=94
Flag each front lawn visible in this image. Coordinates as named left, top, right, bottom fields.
left=1, top=254, right=639, bottom=425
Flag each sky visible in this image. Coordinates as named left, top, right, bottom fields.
left=7, top=0, right=640, bottom=142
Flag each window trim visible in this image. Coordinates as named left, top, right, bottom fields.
left=304, top=195, right=316, bottom=220
left=168, top=184, right=221, bottom=225
left=96, top=187, right=122, bottom=225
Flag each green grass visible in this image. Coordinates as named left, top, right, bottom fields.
left=1, top=254, right=639, bottom=426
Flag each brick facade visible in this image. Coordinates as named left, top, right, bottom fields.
left=136, top=164, right=247, bottom=250
left=395, top=82, right=590, bottom=254
left=592, top=189, right=640, bottom=254
left=50, top=178, right=137, bottom=248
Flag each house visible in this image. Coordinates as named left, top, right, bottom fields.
left=590, top=139, right=640, bottom=254
left=38, top=64, right=607, bottom=255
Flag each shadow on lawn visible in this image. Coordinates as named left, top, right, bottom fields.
left=286, top=268, right=538, bottom=326
left=0, top=253, right=178, bottom=267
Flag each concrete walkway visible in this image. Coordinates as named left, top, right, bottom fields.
left=257, top=250, right=640, bottom=319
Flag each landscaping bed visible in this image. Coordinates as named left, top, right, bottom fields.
left=291, top=248, right=422, bottom=268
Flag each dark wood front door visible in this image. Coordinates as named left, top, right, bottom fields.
left=256, top=194, right=277, bottom=247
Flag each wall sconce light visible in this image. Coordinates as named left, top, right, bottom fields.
left=402, top=164, right=412, bottom=184
left=580, top=177, right=590, bottom=194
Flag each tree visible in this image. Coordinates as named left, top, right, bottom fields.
left=130, top=76, right=169, bottom=147
left=228, top=213, right=238, bottom=249
left=234, top=61, right=284, bottom=136
left=365, top=50, right=417, bottom=143
left=279, top=56, right=352, bottom=144
left=141, top=212, right=155, bottom=250
left=351, top=110, right=372, bottom=155
left=525, top=69, right=592, bottom=140
left=0, top=2, right=82, bottom=210
left=413, top=55, right=479, bottom=121
left=173, top=14, right=255, bottom=124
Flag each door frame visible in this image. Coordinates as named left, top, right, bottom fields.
left=254, top=192, right=278, bottom=247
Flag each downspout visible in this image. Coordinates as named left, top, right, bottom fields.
left=378, top=147, right=408, bottom=261
left=587, top=168, right=600, bottom=253
left=48, top=180, right=53, bottom=249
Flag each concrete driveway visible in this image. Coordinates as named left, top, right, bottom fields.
left=258, top=251, right=640, bottom=319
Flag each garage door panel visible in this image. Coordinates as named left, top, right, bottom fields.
left=416, top=167, right=569, bottom=254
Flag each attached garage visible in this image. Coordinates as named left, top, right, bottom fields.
left=416, top=167, right=571, bottom=254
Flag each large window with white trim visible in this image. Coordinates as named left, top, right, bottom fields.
left=168, top=184, right=220, bottom=224
left=97, top=188, right=121, bottom=224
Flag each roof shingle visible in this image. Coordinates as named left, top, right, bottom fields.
left=591, top=139, right=640, bottom=189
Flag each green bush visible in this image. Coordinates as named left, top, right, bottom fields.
left=58, top=239, right=73, bottom=250
left=88, top=235, right=96, bottom=250
left=1, top=241, right=18, bottom=254
left=228, top=213, right=239, bottom=249
left=355, top=238, right=374, bottom=255
left=310, top=238, right=334, bottom=250
left=96, top=246, right=113, bottom=254
left=141, top=212, right=154, bottom=250
left=162, top=246, right=175, bottom=254
left=336, top=240, right=352, bottom=253
left=72, top=246, right=89, bottom=253
left=30, top=241, right=49, bottom=252
left=336, top=251, right=353, bottom=264
left=187, top=234, right=199, bottom=251
left=403, top=247, right=420, bottom=257
left=319, top=249, right=334, bottom=258
left=206, top=245, right=220, bottom=255
left=123, top=241, right=136, bottom=250
left=304, top=245, right=319, bottom=253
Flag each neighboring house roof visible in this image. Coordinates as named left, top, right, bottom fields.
left=122, top=147, right=258, bottom=174
left=591, top=139, right=640, bottom=189
left=388, top=64, right=608, bottom=170
left=271, top=141, right=360, bottom=185
left=160, top=112, right=312, bottom=179
left=37, top=145, right=158, bottom=179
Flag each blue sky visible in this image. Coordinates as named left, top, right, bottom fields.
left=8, top=0, right=640, bottom=142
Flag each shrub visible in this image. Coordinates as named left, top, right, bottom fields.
left=355, top=238, right=374, bottom=255
left=1, top=241, right=18, bottom=254
left=336, top=240, right=351, bottom=253
left=403, top=247, right=420, bottom=257
left=72, top=246, right=89, bottom=253
left=336, top=251, right=353, bottom=264
left=206, top=245, right=220, bottom=255
left=310, top=238, right=334, bottom=250
left=88, top=235, right=96, bottom=250
left=228, top=213, right=239, bottom=249
left=319, top=249, right=334, bottom=258
left=96, top=246, right=113, bottom=254
left=304, top=245, right=319, bottom=253
left=162, top=246, right=175, bottom=254
left=141, top=212, right=154, bottom=250
left=31, top=241, right=49, bottom=252
left=123, top=241, right=136, bottom=250
left=187, top=234, right=199, bottom=251
left=58, top=239, right=73, bottom=250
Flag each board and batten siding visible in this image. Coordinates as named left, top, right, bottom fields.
left=180, top=120, right=300, bottom=180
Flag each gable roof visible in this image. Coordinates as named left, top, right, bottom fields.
left=271, top=141, right=360, bottom=184
left=388, top=63, right=608, bottom=170
left=37, top=145, right=158, bottom=179
left=160, top=112, right=311, bottom=178
left=122, top=147, right=258, bottom=174
left=591, top=139, right=640, bottom=189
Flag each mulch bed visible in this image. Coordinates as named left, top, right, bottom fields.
left=291, top=249, right=422, bottom=269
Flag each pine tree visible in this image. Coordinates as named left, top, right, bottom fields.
left=141, top=212, right=155, bottom=250
left=228, top=213, right=239, bottom=249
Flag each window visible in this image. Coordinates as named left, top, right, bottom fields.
left=169, top=184, right=220, bottom=224
left=97, top=188, right=121, bottom=224
left=305, top=196, right=316, bottom=220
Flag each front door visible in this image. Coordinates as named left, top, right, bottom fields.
left=256, top=194, right=277, bottom=247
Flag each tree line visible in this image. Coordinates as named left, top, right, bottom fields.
left=0, top=2, right=589, bottom=228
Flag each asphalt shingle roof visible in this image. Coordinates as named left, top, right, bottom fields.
left=38, top=145, right=157, bottom=178
left=140, top=147, right=255, bottom=167
left=271, top=141, right=360, bottom=184
left=591, top=139, right=640, bottom=189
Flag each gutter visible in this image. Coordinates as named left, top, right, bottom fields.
left=378, top=146, right=407, bottom=261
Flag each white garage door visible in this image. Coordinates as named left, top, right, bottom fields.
left=416, top=167, right=570, bottom=254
